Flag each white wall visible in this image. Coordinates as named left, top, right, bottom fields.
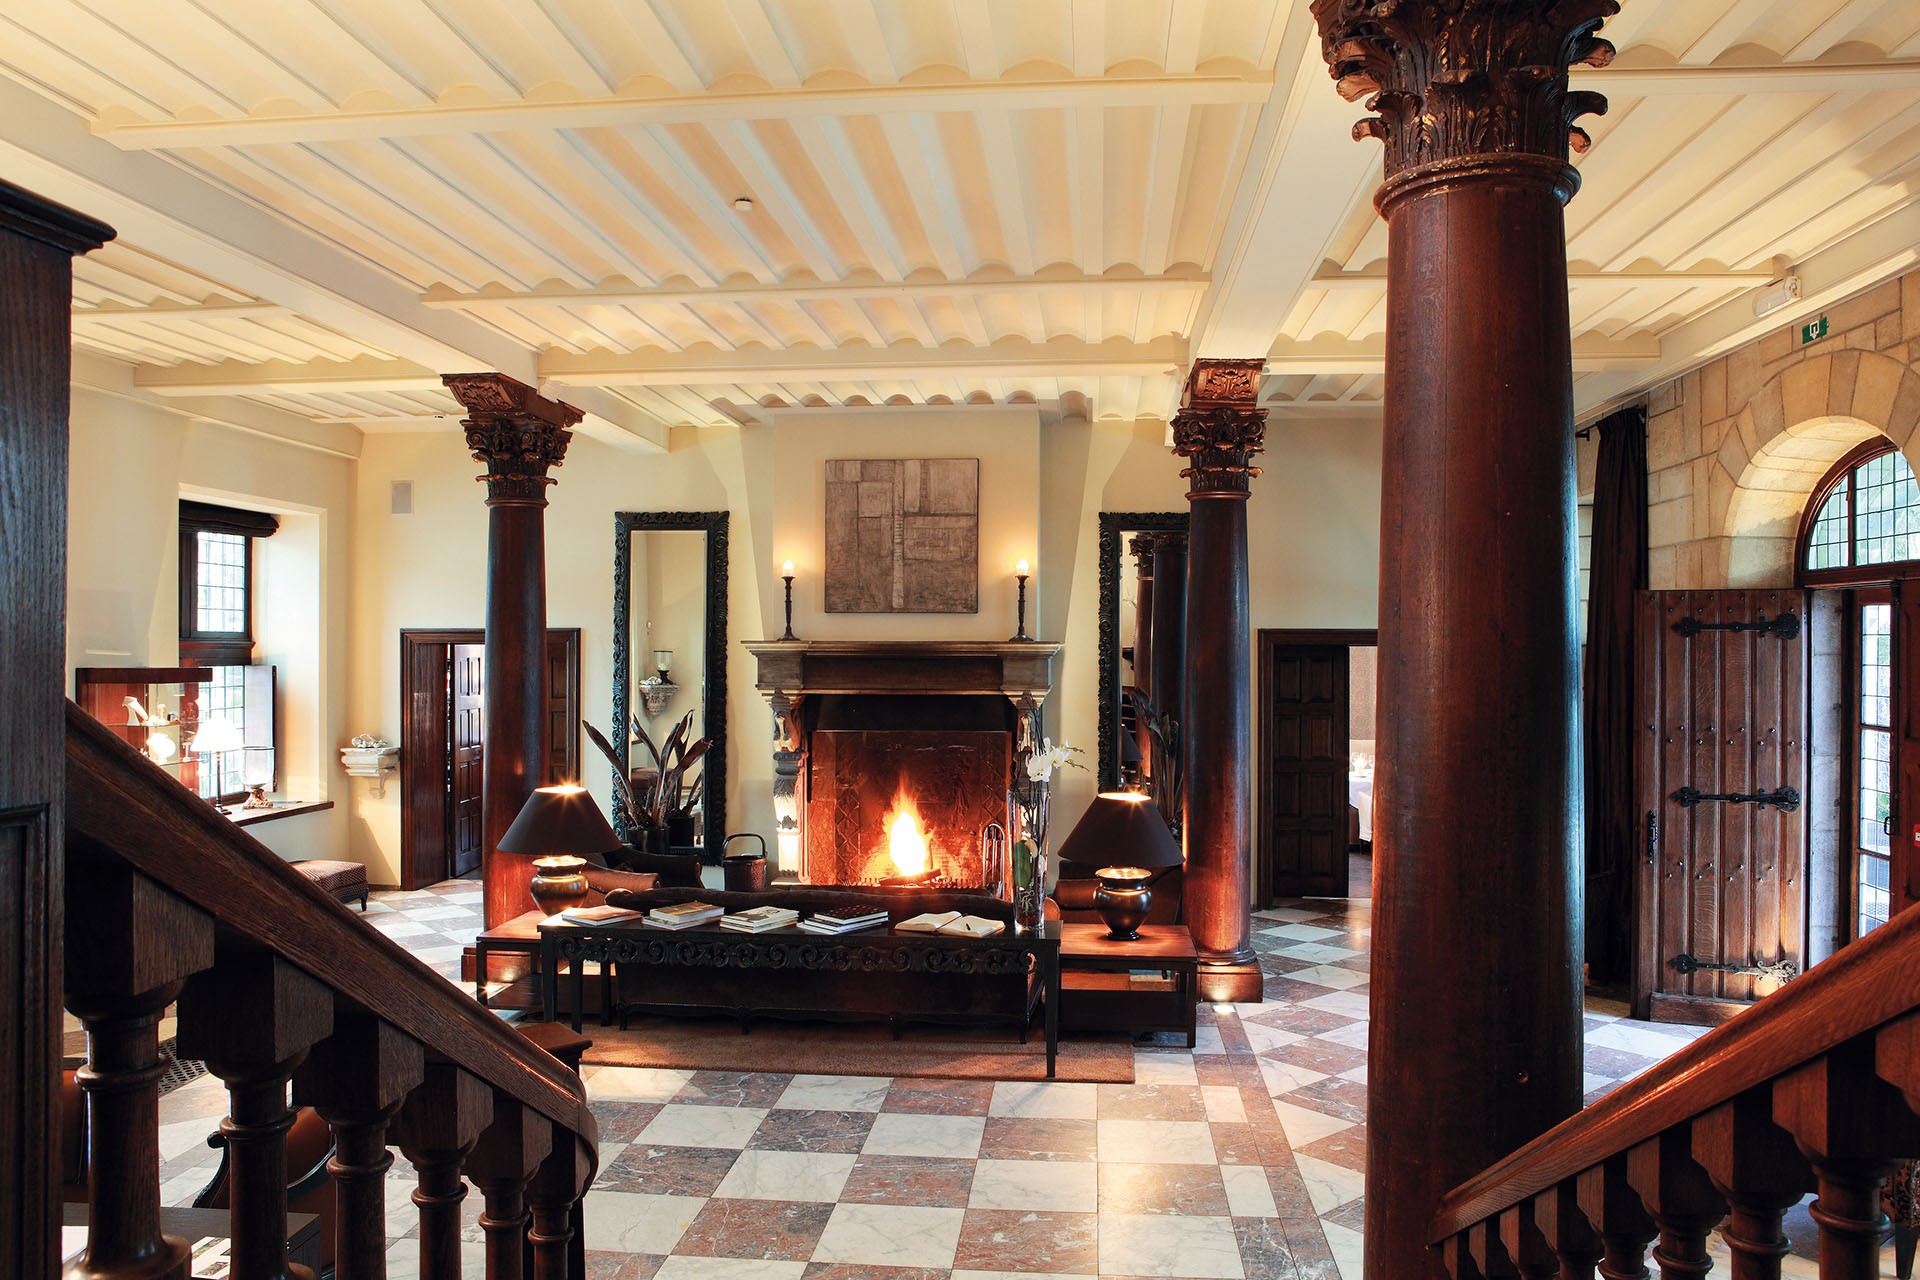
left=66, top=382, right=356, bottom=862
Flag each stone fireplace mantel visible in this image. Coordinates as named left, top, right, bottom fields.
left=743, top=639, right=1062, bottom=882
left=744, top=639, right=1061, bottom=701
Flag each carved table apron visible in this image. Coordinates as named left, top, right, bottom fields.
left=537, top=919, right=1063, bottom=1077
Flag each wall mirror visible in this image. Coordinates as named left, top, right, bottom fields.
left=1096, top=511, right=1188, bottom=791
left=612, top=511, right=729, bottom=853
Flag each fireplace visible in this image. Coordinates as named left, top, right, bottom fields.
left=744, top=640, right=1061, bottom=885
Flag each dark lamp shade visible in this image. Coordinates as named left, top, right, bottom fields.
left=1055, top=791, right=1183, bottom=870
left=1119, top=731, right=1143, bottom=766
left=498, top=785, right=623, bottom=857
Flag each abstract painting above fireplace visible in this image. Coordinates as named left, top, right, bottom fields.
left=823, top=457, right=979, bottom=614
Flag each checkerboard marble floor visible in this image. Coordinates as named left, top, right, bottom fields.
left=148, top=879, right=1726, bottom=1279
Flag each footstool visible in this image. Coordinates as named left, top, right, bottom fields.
left=294, top=859, right=369, bottom=911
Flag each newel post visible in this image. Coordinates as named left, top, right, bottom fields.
left=1172, top=358, right=1266, bottom=1004
left=1308, top=1, right=1620, bottom=1274
left=445, top=373, right=583, bottom=928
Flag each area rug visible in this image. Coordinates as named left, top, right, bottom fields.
left=578, top=1017, right=1134, bottom=1083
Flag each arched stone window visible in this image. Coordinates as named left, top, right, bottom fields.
left=1798, top=437, right=1919, bottom=937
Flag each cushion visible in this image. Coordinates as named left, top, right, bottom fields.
left=292, top=859, right=366, bottom=895
left=605, top=845, right=704, bottom=888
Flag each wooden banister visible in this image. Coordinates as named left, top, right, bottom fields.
left=64, top=702, right=596, bottom=1152
left=1432, top=897, right=1920, bottom=1254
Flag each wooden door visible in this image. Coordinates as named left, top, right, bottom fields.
left=450, top=643, right=485, bottom=878
left=1634, top=590, right=1809, bottom=1023
left=1260, top=638, right=1351, bottom=900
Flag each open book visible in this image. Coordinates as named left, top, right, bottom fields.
left=897, top=910, right=1005, bottom=937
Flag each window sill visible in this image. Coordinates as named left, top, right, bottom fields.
left=228, top=799, right=334, bottom=828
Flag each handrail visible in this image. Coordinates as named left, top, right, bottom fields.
left=1429, top=894, right=1920, bottom=1243
left=64, top=701, right=596, bottom=1149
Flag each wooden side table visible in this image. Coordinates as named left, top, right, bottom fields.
left=475, top=911, right=614, bottom=1023
left=1059, top=923, right=1198, bottom=1046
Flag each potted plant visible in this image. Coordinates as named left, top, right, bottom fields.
left=582, top=710, right=711, bottom=851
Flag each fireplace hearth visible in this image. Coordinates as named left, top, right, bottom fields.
left=745, top=640, right=1061, bottom=883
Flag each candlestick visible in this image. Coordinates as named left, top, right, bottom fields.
left=780, top=562, right=799, bottom=641
left=1009, top=560, right=1032, bottom=642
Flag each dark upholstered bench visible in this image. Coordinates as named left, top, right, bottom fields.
left=293, top=859, right=369, bottom=910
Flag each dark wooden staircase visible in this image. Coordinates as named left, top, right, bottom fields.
left=62, top=703, right=598, bottom=1279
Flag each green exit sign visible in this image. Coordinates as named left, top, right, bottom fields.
left=1800, top=315, right=1830, bottom=345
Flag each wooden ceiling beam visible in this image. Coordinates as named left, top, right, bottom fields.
left=132, top=356, right=444, bottom=396
left=537, top=336, right=1189, bottom=386
left=1312, top=266, right=1779, bottom=290
left=1263, top=334, right=1661, bottom=374
left=71, top=298, right=289, bottom=321
left=1574, top=58, right=1920, bottom=97
left=420, top=270, right=1210, bottom=311
left=89, top=74, right=1274, bottom=150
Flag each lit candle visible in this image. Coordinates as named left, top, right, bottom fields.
left=782, top=560, right=795, bottom=577
left=1016, top=559, right=1029, bottom=576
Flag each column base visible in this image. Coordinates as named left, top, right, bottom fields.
left=1196, top=960, right=1263, bottom=1005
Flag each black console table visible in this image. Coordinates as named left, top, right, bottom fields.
left=538, top=918, right=1063, bottom=1077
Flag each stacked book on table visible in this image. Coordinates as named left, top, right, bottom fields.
left=559, top=904, right=643, bottom=924
left=897, top=910, right=1006, bottom=938
left=643, top=901, right=724, bottom=930
left=718, top=905, right=800, bottom=933
left=797, top=908, right=889, bottom=935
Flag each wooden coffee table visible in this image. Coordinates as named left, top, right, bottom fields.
left=475, top=910, right=614, bottom=1022
left=538, top=917, right=1065, bottom=1077
left=1059, top=922, right=1198, bottom=1046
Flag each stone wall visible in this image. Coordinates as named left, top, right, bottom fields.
left=1632, top=268, right=1920, bottom=590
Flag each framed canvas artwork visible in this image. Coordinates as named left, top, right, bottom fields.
left=824, top=458, right=979, bottom=613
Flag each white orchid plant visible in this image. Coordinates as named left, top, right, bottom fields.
left=1010, top=738, right=1084, bottom=915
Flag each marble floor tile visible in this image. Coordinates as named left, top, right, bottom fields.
left=967, top=1158, right=1099, bottom=1213
left=987, top=1079, right=1099, bottom=1119
left=672, top=1198, right=834, bottom=1260
left=1096, top=1118, right=1218, bottom=1165
left=861, top=1111, right=987, bottom=1158
left=746, top=1108, right=874, bottom=1154
left=772, top=1075, right=891, bottom=1113
left=580, top=1190, right=705, bottom=1255
left=711, top=1149, right=857, bottom=1203
left=1099, top=1161, right=1230, bottom=1215
left=838, top=1154, right=977, bottom=1207
left=953, top=1207, right=1099, bottom=1274
left=809, top=1202, right=965, bottom=1269
left=637, top=1105, right=770, bottom=1150
left=1099, top=1211, right=1245, bottom=1278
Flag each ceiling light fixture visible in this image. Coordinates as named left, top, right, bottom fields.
left=1752, top=275, right=1802, bottom=318
left=731, top=196, right=754, bottom=213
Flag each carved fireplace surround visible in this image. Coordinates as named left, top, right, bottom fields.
left=745, top=640, right=1061, bottom=884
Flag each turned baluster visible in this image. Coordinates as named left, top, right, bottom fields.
left=1626, top=1128, right=1726, bottom=1280
left=1446, top=1233, right=1490, bottom=1279
left=1499, top=1199, right=1565, bottom=1279
left=1690, top=1090, right=1812, bottom=1280
left=176, top=953, right=334, bottom=1280
left=525, top=1132, right=592, bottom=1280
left=1578, top=1157, right=1657, bottom=1280
left=1469, top=1217, right=1521, bottom=1278
left=466, top=1098, right=553, bottom=1280
left=1532, top=1180, right=1604, bottom=1280
left=1774, top=1037, right=1920, bottom=1279
left=292, top=1012, right=425, bottom=1280
left=64, top=866, right=213, bottom=1280
left=392, top=1063, right=493, bottom=1280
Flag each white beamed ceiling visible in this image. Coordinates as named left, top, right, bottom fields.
left=3, top=0, right=1919, bottom=434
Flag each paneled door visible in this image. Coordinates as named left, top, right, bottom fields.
left=1259, top=634, right=1355, bottom=900
left=450, top=643, right=485, bottom=878
left=1633, top=590, right=1810, bottom=1023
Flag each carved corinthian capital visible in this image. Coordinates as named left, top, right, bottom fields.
left=1311, top=0, right=1618, bottom=182
left=1171, top=359, right=1267, bottom=498
left=444, top=372, right=584, bottom=507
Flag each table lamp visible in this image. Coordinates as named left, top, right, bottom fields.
left=190, top=718, right=245, bottom=814
left=1054, top=790, right=1183, bottom=939
left=499, top=784, right=624, bottom=916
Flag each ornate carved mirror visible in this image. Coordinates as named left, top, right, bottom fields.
left=1096, top=511, right=1188, bottom=791
left=612, top=511, right=729, bottom=852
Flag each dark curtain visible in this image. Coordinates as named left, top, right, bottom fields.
left=1582, top=405, right=1647, bottom=986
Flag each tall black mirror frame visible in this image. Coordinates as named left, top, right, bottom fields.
left=612, top=510, right=730, bottom=852
left=1096, top=510, right=1189, bottom=791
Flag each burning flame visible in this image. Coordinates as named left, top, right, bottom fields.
left=884, top=786, right=931, bottom=877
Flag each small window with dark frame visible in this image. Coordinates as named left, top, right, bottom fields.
left=178, top=501, right=280, bottom=805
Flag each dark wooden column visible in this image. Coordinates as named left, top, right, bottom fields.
left=1149, top=531, right=1188, bottom=833
left=0, top=181, right=111, bottom=1280
left=444, top=374, right=583, bottom=927
left=1171, top=359, right=1266, bottom=1005
left=1129, top=533, right=1157, bottom=783
left=1308, top=3, right=1619, bottom=1276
